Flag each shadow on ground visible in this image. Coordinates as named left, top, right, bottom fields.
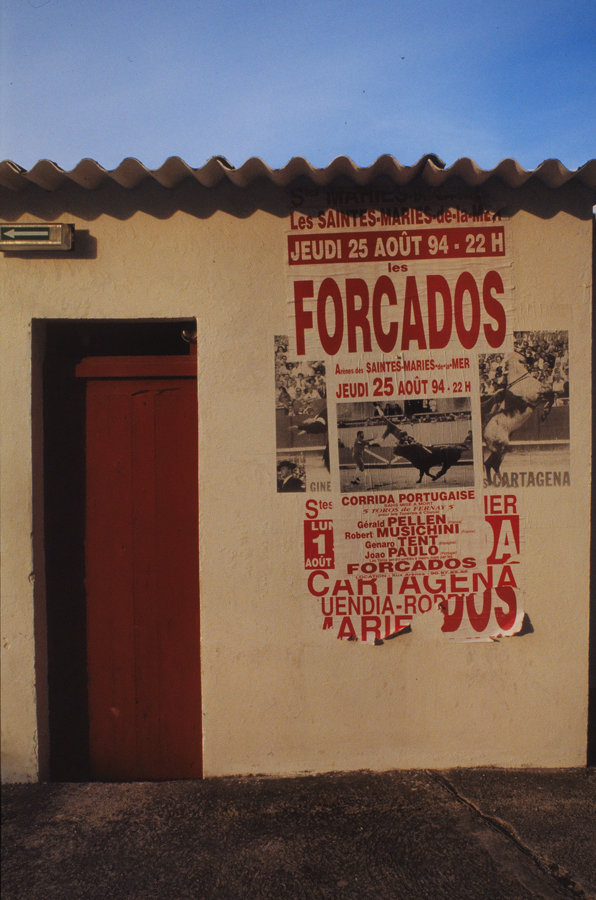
left=2, top=769, right=595, bottom=900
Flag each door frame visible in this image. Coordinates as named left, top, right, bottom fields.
left=33, top=319, right=199, bottom=781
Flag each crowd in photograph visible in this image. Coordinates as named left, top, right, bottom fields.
left=275, top=335, right=326, bottom=415
left=338, top=401, right=471, bottom=426
left=514, top=331, right=569, bottom=394
left=480, top=332, right=569, bottom=399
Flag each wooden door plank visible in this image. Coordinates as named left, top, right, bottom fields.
left=86, top=385, right=137, bottom=780
left=130, top=387, right=162, bottom=780
left=154, top=382, right=202, bottom=778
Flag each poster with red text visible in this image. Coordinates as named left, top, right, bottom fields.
left=275, top=187, right=570, bottom=643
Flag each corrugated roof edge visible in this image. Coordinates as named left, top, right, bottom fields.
left=0, top=155, right=595, bottom=192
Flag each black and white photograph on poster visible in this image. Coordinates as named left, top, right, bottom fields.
left=277, top=450, right=330, bottom=493
left=479, top=331, right=570, bottom=487
left=338, top=398, right=474, bottom=492
left=275, top=335, right=330, bottom=492
left=276, top=454, right=306, bottom=493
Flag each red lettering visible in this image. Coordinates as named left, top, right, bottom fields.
left=317, top=278, right=344, bottom=355
left=494, top=586, right=517, bottom=631
left=454, top=271, right=481, bottom=349
left=307, top=570, right=329, bottom=596
left=361, top=616, right=381, bottom=642
left=401, top=276, right=427, bottom=349
left=482, top=270, right=507, bottom=348
left=466, top=590, right=492, bottom=632
left=426, top=274, right=452, bottom=349
left=338, top=616, right=358, bottom=640
left=440, top=594, right=464, bottom=632
left=293, top=272, right=507, bottom=356
left=345, top=278, right=372, bottom=352
left=372, top=275, right=398, bottom=352
left=294, top=280, right=314, bottom=355
left=486, top=516, right=520, bottom=564
left=305, top=499, right=319, bottom=519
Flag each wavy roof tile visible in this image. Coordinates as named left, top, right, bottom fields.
left=1, top=155, right=595, bottom=192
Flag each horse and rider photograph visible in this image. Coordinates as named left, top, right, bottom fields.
left=479, top=331, right=570, bottom=487
left=337, top=398, right=474, bottom=493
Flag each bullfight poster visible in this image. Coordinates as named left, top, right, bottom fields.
left=274, top=187, right=570, bottom=643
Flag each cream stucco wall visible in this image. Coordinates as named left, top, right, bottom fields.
left=1, top=177, right=593, bottom=781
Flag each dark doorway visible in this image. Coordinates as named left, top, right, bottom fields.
left=40, top=320, right=199, bottom=781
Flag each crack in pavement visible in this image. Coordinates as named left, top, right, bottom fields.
left=427, top=770, right=593, bottom=900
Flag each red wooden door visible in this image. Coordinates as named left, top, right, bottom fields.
left=76, top=356, right=201, bottom=780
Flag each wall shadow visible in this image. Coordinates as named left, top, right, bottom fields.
left=1, top=173, right=593, bottom=227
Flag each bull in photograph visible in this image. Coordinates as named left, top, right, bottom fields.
left=390, top=430, right=473, bottom=483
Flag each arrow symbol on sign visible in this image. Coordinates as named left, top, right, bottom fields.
left=2, top=228, right=50, bottom=239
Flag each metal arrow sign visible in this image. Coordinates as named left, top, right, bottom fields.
left=0, top=223, right=74, bottom=250
left=2, top=227, right=50, bottom=239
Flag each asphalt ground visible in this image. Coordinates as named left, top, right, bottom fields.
left=2, top=768, right=595, bottom=900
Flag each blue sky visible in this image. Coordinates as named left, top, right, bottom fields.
left=1, top=0, right=594, bottom=172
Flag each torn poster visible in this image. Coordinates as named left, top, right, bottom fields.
left=275, top=188, right=570, bottom=642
